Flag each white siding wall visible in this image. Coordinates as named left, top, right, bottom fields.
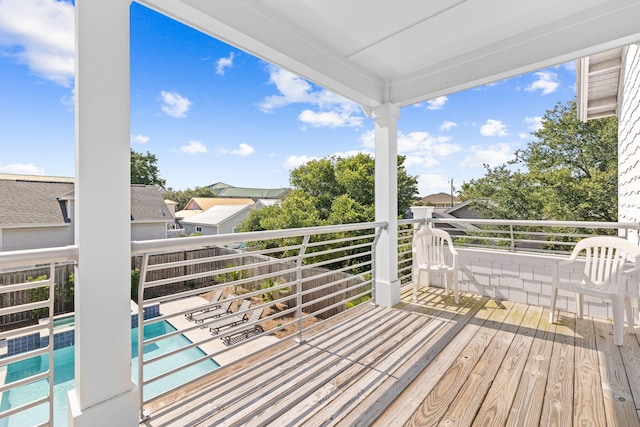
left=2, top=226, right=74, bottom=251
left=618, top=44, right=640, bottom=242
left=417, top=248, right=639, bottom=321
left=218, top=210, right=252, bottom=234
left=131, top=222, right=168, bottom=241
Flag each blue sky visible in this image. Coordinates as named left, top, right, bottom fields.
left=0, top=1, right=578, bottom=196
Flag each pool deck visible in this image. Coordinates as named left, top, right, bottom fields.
left=158, top=296, right=280, bottom=366
left=142, top=287, right=640, bottom=426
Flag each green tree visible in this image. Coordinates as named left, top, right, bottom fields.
left=131, top=149, right=166, bottom=187
left=162, top=186, right=216, bottom=211
left=239, top=153, right=418, bottom=233
left=460, top=100, right=617, bottom=222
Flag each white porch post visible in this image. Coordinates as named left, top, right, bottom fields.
left=69, top=1, right=138, bottom=426
left=373, top=103, right=401, bottom=307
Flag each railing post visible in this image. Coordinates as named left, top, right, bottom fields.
left=48, top=261, right=55, bottom=426
left=509, top=225, right=515, bottom=251
left=371, top=225, right=384, bottom=306
left=295, top=235, right=310, bottom=343
left=137, top=253, right=150, bottom=421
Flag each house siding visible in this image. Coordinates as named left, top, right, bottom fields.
left=217, top=209, right=253, bottom=234
left=419, top=248, right=638, bottom=321
left=619, top=44, right=640, bottom=242
left=131, top=223, right=168, bottom=241
left=2, top=226, right=73, bottom=251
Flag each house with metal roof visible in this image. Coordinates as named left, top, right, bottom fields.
left=181, top=201, right=264, bottom=236
left=206, top=182, right=290, bottom=200
left=0, top=176, right=173, bottom=251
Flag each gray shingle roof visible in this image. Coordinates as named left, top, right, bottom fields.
left=130, top=185, right=173, bottom=221
left=0, top=178, right=172, bottom=226
left=0, top=180, right=74, bottom=226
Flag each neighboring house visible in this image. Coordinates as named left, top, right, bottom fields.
left=175, top=197, right=256, bottom=227
left=183, top=197, right=255, bottom=211
left=0, top=175, right=173, bottom=251
left=577, top=44, right=640, bottom=242
left=181, top=202, right=264, bottom=236
left=418, top=192, right=460, bottom=208
left=206, top=182, right=290, bottom=200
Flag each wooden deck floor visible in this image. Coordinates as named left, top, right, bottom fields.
left=143, top=288, right=640, bottom=426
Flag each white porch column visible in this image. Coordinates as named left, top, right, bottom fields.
left=373, top=103, right=401, bottom=307
left=69, top=1, right=138, bottom=426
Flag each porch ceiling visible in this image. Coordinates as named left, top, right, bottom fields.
left=142, top=0, right=640, bottom=110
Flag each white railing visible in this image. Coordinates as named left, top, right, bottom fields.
left=131, top=222, right=386, bottom=420
left=427, top=218, right=640, bottom=254
left=0, top=245, right=78, bottom=427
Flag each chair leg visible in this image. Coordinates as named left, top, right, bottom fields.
left=447, top=271, right=460, bottom=304
left=612, top=294, right=624, bottom=346
left=413, top=270, right=420, bottom=301
left=625, top=296, right=634, bottom=334
left=576, top=293, right=583, bottom=319
left=549, top=286, right=558, bottom=323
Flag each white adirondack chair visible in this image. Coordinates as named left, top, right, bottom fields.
left=412, top=226, right=459, bottom=303
left=549, top=235, right=640, bottom=346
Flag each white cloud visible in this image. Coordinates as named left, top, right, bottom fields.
left=259, top=66, right=363, bottom=129
left=160, top=91, right=192, bottom=118
left=518, top=132, right=529, bottom=139
left=283, top=154, right=319, bottom=170
left=0, top=0, right=75, bottom=86
left=440, top=121, right=457, bottom=131
left=282, top=150, right=370, bottom=171
left=459, top=143, right=515, bottom=168
left=131, top=134, right=150, bottom=144
left=230, top=143, right=254, bottom=156
left=180, top=140, right=207, bottom=154
left=298, top=108, right=362, bottom=128
left=417, top=174, right=451, bottom=195
left=525, top=71, right=559, bottom=95
left=525, top=116, right=543, bottom=132
left=216, top=52, right=234, bottom=76
left=480, top=119, right=509, bottom=137
left=403, top=155, right=439, bottom=168
left=359, top=129, right=460, bottom=167
left=427, top=96, right=448, bottom=110
left=0, top=163, right=45, bottom=175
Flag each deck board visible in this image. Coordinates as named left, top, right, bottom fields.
left=573, top=315, right=606, bottom=426
left=142, top=288, right=640, bottom=427
left=472, top=304, right=543, bottom=426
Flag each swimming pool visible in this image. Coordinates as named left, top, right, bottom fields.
left=0, top=322, right=218, bottom=426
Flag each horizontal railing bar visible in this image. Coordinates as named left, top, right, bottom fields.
left=0, top=322, right=50, bottom=341
left=0, top=299, right=50, bottom=317
left=0, top=245, right=77, bottom=269
left=0, top=370, right=50, bottom=393
left=0, top=346, right=50, bottom=368
left=132, top=222, right=387, bottom=255
left=0, top=395, right=50, bottom=420
left=429, top=218, right=639, bottom=229
left=0, top=278, right=52, bottom=294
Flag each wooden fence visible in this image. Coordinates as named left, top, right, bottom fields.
left=2, top=245, right=369, bottom=329
left=0, top=262, right=75, bottom=328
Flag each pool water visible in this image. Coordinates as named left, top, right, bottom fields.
left=0, top=322, right=218, bottom=426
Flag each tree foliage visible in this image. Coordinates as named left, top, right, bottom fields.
left=459, top=100, right=617, bottom=222
left=161, top=186, right=217, bottom=211
left=131, top=149, right=166, bottom=187
left=239, top=153, right=418, bottom=232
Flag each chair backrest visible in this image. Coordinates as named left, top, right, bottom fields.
left=413, top=226, right=455, bottom=267
left=236, top=299, right=251, bottom=316
left=209, top=289, right=223, bottom=304
left=570, top=236, right=640, bottom=284
left=248, top=308, right=264, bottom=324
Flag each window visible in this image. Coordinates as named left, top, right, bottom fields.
left=195, top=226, right=202, bottom=233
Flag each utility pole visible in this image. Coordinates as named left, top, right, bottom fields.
left=450, top=178, right=454, bottom=207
